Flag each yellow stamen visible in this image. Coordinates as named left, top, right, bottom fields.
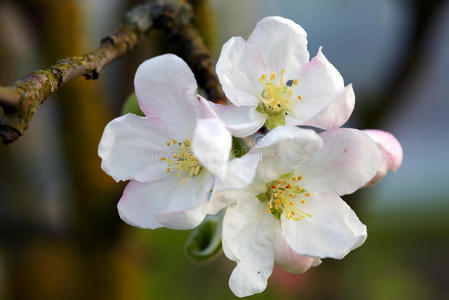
left=258, top=173, right=312, bottom=222
left=162, top=139, right=203, bottom=184
left=258, top=70, right=299, bottom=114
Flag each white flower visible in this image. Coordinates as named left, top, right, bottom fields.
left=98, top=54, right=232, bottom=230
left=209, top=126, right=382, bottom=297
left=202, top=16, right=354, bottom=136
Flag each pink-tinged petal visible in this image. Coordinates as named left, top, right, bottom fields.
left=363, top=130, right=403, bottom=186
left=191, top=118, right=232, bottom=180
left=301, top=128, right=382, bottom=196
left=247, top=16, right=309, bottom=78
left=98, top=114, right=171, bottom=183
left=291, top=48, right=346, bottom=123
left=216, top=37, right=267, bottom=107
left=199, top=97, right=265, bottom=137
left=134, top=54, right=200, bottom=138
left=274, top=233, right=321, bottom=274
left=222, top=195, right=276, bottom=298
left=300, top=84, right=355, bottom=129
left=118, top=172, right=212, bottom=230
left=282, top=192, right=367, bottom=259
left=118, top=179, right=172, bottom=229
left=155, top=172, right=213, bottom=230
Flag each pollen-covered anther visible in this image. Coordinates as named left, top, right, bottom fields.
left=164, top=138, right=203, bottom=184
left=258, top=69, right=299, bottom=114
left=260, top=173, right=312, bottom=221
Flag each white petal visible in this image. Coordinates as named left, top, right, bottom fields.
left=155, top=171, right=213, bottom=230
left=273, top=233, right=321, bottom=274
left=223, top=195, right=276, bottom=297
left=191, top=118, right=232, bottom=180
left=301, top=84, right=355, bottom=129
left=118, top=172, right=212, bottom=230
left=212, top=153, right=262, bottom=193
left=302, top=128, right=382, bottom=196
left=282, top=192, right=367, bottom=259
left=98, top=114, right=171, bottom=182
left=134, top=54, right=200, bottom=137
left=247, top=16, right=309, bottom=78
left=291, top=48, right=346, bottom=123
left=216, top=37, right=267, bottom=106
left=249, top=126, right=323, bottom=190
left=208, top=154, right=264, bottom=215
left=118, top=179, right=171, bottom=230
left=199, top=97, right=265, bottom=137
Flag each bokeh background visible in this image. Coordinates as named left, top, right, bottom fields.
left=0, top=0, right=448, bottom=299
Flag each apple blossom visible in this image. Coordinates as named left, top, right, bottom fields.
left=363, top=129, right=403, bottom=186
left=209, top=126, right=382, bottom=297
left=98, top=54, right=232, bottom=230
left=203, top=16, right=354, bottom=136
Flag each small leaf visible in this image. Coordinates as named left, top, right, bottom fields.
left=185, top=212, right=224, bottom=263
left=121, top=92, right=144, bottom=116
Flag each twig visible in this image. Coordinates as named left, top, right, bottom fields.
left=0, top=0, right=223, bottom=144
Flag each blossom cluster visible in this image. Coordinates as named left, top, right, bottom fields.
left=98, top=17, right=403, bottom=297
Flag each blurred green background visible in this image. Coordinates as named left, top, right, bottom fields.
left=0, top=0, right=448, bottom=299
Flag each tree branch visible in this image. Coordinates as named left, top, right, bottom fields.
left=0, top=0, right=223, bottom=144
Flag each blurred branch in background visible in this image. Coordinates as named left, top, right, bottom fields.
left=0, top=0, right=223, bottom=145
left=359, top=0, right=445, bottom=129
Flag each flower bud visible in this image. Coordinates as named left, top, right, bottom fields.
left=363, top=130, right=403, bottom=186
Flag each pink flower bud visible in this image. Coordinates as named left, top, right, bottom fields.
left=363, top=130, right=403, bottom=186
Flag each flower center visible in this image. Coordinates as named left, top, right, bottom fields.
left=256, top=173, right=311, bottom=221
left=161, top=139, right=203, bottom=184
left=256, top=70, right=302, bottom=129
